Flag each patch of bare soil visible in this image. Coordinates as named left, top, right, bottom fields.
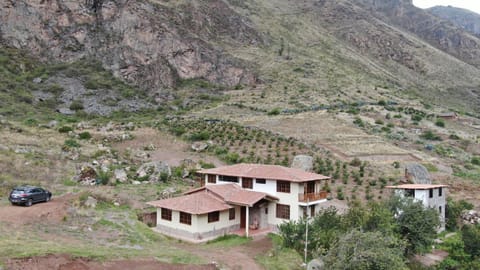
left=112, top=128, right=223, bottom=167
left=5, top=254, right=216, bottom=270
left=0, top=194, right=76, bottom=225
left=179, top=236, right=273, bottom=270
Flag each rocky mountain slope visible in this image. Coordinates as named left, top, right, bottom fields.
left=1, top=0, right=480, bottom=114
left=428, top=5, right=480, bottom=37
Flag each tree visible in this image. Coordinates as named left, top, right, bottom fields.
left=445, top=198, right=473, bottom=231
left=462, top=225, right=480, bottom=258
left=387, top=196, right=440, bottom=254
left=323, top=230, right=407, bottom=270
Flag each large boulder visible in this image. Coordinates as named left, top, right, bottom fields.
left=307, top=259, right=325, bottom=270
left=114, top=168, right=128, bottom=183
left=404, top=163, right=431, bottom=184
left=84, top=196, right=97, bottom=208
left=136, top=161, right=171, bottom=182
left=291, top=155, right=314, bottom=172
left=191, top=141, right=209, bottom=152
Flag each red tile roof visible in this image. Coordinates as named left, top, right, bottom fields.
left=148, top=184, right=278, bottom=214
left=206, top=184, right=278, bottom=206
left=147, top=191, right=231, bottom=215
left=386, top=184, right=448, bottom=190
left=198, top=163, right=329, bottom=182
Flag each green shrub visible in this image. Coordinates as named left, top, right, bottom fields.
left=69, top=100, right=84, bottom=111
left=97, top=170, right=111, bottom=185
left=78, top=131, right=92, bottom=140
left=189, top=131, right=210, bottom=141
left=472, top=156, right=480, bottom=166
left=23, top=118, right=38, bottom=127
left=420, top=130, right=442, bottom=141
left=267, top=108, right=281, bottom=116
left=435, top=119, right=445, bottom=127
left=411, top=114, right=423, bottom=122
left=378, top=100, right=387, bottom=106
left=64, top=139, right=80, bottom=148
left=58, top=126, right=73, bottom=133
left=449, top=134, right=461, bottom=140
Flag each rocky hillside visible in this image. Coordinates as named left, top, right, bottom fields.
left=1, top=0, right=480, bottom=114
left=0, top=0, right=259, bottom=94
left=428, top=5, right=480, bottom=37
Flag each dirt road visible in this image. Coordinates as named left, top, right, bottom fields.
left=0, top=194, right=75, bottom=225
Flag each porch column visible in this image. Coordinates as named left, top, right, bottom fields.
left=246, top=206, right=249, bottom=237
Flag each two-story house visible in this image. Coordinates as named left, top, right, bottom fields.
left=147, top=163, right=330, bottom=242
left=386, top=184, right=448, bottom=231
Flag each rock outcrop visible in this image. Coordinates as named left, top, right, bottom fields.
left=0, top=0, right=260, bottom=95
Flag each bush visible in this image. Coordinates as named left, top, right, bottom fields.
left=472, top=156, right=480, bottom=166
left=69, top=100, right=84, bottom=111
left=411, top=114, right=423, bottom=122
left=78, top=131, right=92, bottom=140
left=435, top=119, right=445, bottom=127
left=58, top=126, right=73, bottom=133
left=349, top=157, right=361, bottom=167
left=267, top=108, right=280, bottom=116
left=420, top=130, right=442, bottom=141
left=189, top=131, right=210, bottom=141
left=378, top=100, right=387, bottom=106
left=64, top=139, right=80, bottom=148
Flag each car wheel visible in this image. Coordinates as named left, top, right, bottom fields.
left=25, top=199, right=32, bottom=207
left=45, top=195, right=51, bottom=202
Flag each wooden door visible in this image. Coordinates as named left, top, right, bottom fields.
left=240, top=207, right=246, bottom=228
left=306, top=182, right=315, bottom=194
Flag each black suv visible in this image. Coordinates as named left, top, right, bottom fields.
left=9, top=186, right=52, bottom=207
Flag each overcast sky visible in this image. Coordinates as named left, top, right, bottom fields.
left=413, top=0, right=480, bottom=14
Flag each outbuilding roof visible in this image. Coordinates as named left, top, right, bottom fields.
left=148, top=184, right=278, bottom=214
left=386, top=184, right=448, bottom=190
left=197, top=163, right=329, bottom=182
left=147, top=191, right=231, bottom=215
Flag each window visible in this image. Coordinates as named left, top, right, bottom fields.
left=242, top=177, right=253, bottom=189
left=404, top=189, right=414, bottom=197
left=219, top=175, right=238, bottom=183
left=439, top=206, right=442, bottom=214
left=439, top=187, right=443, bottom=197
left=256, top=178, right=266, bottom=184
left=207, top=174, right=216, bottom=183
left=229, top=208, right=235, bottom=220
left=265, top=207, right=268, bottom=214
left=277, top=181, right=291, bottom=193
left=180, top=212, right=191, bottom=225
left=161, top=208, right=172, bottom=221
left=208, top=211, right=220, bottom=223
left=429, top=189, right=433, bottom=198
left=276, top=204, right=290, bottom=219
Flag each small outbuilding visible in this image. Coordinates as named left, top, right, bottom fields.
left=386, top=184, right=448, bottom=231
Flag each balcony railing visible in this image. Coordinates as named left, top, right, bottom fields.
left=298, top=191, right=328, bottom=203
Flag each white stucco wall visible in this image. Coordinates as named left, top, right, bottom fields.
left=394, top=187, right=446, bottom=231
left=196, top=206, right=240, bottom=234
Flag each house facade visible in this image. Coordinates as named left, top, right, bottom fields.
left=147, top=163, right=330, bottom=242
left=386, top=184, right=448, bottom=231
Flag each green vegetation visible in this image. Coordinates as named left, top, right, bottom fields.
left=420, top=130, right=442, bottom=141
left=256, top=233, right=303, bottom=270
left=278, top=196, right=439, bottom=265
left=323, top=230, right=407, bottom=270
left=206, top=235, right=251, bottom=247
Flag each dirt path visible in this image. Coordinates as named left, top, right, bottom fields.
left=0, top=194, right=76, bottom=225
left=178, top=236, right=273, bottom=270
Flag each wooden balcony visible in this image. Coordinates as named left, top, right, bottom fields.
left=298, top=191, right=328, bottom=203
